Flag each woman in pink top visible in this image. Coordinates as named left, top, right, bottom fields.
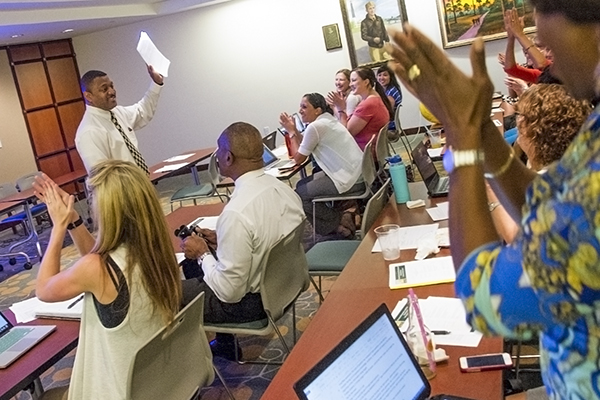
left=329, top=67, right=393, bottom=150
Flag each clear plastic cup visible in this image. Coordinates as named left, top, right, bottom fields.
left=374, top=224, right=401, bottom=260
left=429, top=129, right=442, bottom=149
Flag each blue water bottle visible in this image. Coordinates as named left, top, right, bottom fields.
left=387, top=155, right=411, bottom=204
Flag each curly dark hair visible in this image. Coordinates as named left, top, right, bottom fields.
left=529, top=0, right=600, bottom=24
left=515, top=84, right=591, bottom=168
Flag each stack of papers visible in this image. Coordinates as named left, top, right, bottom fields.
left=388, top=256, right=455, bottom=289
left=372, top=223, right=449, bottom=252
left=10, top=296, right=84, bottom=323
left=391, top=296, right=483, bottom=347
left=154, top=162, right=188, bottom=173
left=426, top=201, right=449, bottom=221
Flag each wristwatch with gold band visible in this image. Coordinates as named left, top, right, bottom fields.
left=442, top=148, right=485, bottom=174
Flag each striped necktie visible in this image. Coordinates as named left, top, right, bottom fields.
left=110, top=111, right=149, bottom=175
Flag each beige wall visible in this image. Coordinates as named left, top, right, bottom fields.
left=0, top=50, right=37, bottom=185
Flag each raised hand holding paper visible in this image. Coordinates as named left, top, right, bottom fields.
left=137, top=31, right=170, bottom=77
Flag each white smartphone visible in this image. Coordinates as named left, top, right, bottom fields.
left=459, top=352, right=512, bottom=373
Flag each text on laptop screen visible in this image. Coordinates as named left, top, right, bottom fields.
left=302, top=314, right=428, bottom=400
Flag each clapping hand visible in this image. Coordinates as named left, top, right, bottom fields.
left=32, top=174, right=75, bottom=229
left=326, top=91, right=347, bottom=113
left=386, top=25, right=493, bottom=149
left=279, top=112, right=296, bottom=134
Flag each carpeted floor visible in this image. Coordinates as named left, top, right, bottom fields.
left=0, top=137, right=427, bottom=399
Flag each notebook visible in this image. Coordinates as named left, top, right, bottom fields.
left=262, top=144, right=296, bottom=170
left=0, top=310, right=55, bottom=368
left=294, top=304, right=474, bottom=400
left=411, top=142, right=449, bottom=198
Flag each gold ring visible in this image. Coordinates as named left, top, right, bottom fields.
left=408, top=64, right=421, bottom=81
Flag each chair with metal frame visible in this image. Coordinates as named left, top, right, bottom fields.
left=15, top=172, right=49, bottom=226
left=126, top=292, right=234, bottom=400
left=310, top=137, right=378, bottom=243
left=170, top=152, right=229, bottom=211
left=203, top=220, right=309, bottom=365
left=307, top=178, right=392, bottom=303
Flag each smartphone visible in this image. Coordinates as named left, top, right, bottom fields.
left=458, top=352, right=512, bottom=372
left=277, top=127, right=288, bottom=136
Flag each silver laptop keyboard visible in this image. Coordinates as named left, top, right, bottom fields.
left=0, top=328, right=31, bottom=353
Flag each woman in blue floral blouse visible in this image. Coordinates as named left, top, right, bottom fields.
left=386, top=0, right=600, bottom=399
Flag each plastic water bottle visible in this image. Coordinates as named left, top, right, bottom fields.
left=387, top=154, right=411, bottom=204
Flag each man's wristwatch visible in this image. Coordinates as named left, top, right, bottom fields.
left=442, top=147, right=485, bottom=174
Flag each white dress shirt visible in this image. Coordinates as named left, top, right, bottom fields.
left=75, top=82, right=162, bottom=173
left=201, top=169, right=305, bottom=303
left=298, top=113, right=364, bottom=193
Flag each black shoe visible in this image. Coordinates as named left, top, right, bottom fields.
left=210, top=335, right=242, bottom=361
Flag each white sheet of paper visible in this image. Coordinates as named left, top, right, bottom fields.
left=436, top=227, right=450, bottom=247
left=388, top=256, right=455, bottom=289
left=9, top=297, right=39, bottom=323
left=372, top=223, right=439, bottom=252
left=136, top=31, right=170, bottom=77
left=264, top=168, right=281, bottom=177
left=154, top=162, right=188, bottom=173
left=427, top=148, right=443, bottom=158
left=426, top=202, right=449, bottom=221
left=163, top=153, right=194, bottom=163
left=419, top=296, right=483, bottom=347
left=186, top=215, right=219, bottom=231
left=272, top=146, right=288, bottom=158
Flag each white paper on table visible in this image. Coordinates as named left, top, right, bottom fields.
left=436, top=227, right=450, bottom=247
left=154, top=162, right=188, bottom=173
left=163, top=153, right=194, bottom=163
left=426, top=201, right=449, bottom=221
left=388, top=256, right=455, bottom=290
left=136, top=31, right=170, bottom=77
left=9, top=297, right=39, bottom=323
left=264, top=168, right=281, bottom=177
left=186, top=216, right=219, bottom=231
left=271, top=146, right=289, bottom=158
left=427, top=147, right=443, bottom=158
left=372, top=223, right=439, bottom=252
left=419, top=296, right=483, bottom=347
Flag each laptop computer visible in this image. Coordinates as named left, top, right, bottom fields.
left=0, top=309, right=55, bottom=369
left=294, top=304, right=474, bottom=400
left=262, top=131, right=277, bottom=150
left=262, top=144, right=296, bottom=170
left=411, top=142, right=449, bottom=198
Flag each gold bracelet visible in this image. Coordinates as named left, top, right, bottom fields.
left=484, top=151, right=514, bottom=179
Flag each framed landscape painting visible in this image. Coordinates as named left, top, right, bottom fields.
left=436, top=0, right=536, bottom=48
left=339, top=0, right=408, bottom=68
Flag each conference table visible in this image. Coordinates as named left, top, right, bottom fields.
left=0, top=312, right=79, bottom=400
left=262, top=183, right=504, bottom=400
left=149, top=147, right=216, bottom=184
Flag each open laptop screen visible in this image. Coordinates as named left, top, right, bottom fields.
left=412, top=142, right=439, bottom=186
left=0, top=311, right=11, bottom=336
left=294, top=304, right=430, bottom=400
left=262, top=145, right=279, bottom=167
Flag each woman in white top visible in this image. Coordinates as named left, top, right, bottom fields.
left=280, top=93, right=364, bottom=238
left=33, top=161, right=182, bottom=400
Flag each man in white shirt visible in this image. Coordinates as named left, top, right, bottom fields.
left=75, top=65, right=164, bottom=174
left=181, top=122, right=305, bottom=360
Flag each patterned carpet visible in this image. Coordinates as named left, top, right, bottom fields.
left=0, top=138, right=421, bottom=399
left=0, top=171, right=339, bottom=400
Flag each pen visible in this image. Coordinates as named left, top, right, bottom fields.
left=432, top=330, right=451, bottom=335
left=67, top=295, right=84, bottom=309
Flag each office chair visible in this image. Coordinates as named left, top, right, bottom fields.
left=15, top=172, right=49, bottom=226
left=311, top=138, right=378, bottom=243
left=127, top=292, right=234, bottom=400
left=204, top=220, right=309, bottom=365
left=170, top=152, right=229, bottom=211
left=307, top=179, right=392, bottom=302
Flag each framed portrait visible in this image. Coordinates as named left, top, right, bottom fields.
left=339, top=0, right=408, bottom=69
left=322, top=23, right=343, bottom=51
left=436, top=0, right=536, bottom=49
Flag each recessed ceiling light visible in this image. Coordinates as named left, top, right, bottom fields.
left=11, top=34, right=23, bottom=38
left=62, top=29, right=74, bottom=33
